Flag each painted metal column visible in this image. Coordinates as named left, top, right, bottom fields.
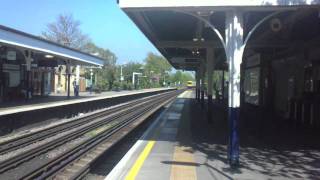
left=75, top=65, right=80, bottom=96
left=207, top=48, right=214, bottom=123
left=222, top=70, right=225, bottom=102
left=195, top=70, right=200, bottom=101
left=25, top=50, right=33, bottom=100
left=195, top=70, right=197, bottom=99
left=200, top=60, right=206, bottom=108
left=66, top=62, right=71, bottom=98
left=225, top=9, right=244, bottom=167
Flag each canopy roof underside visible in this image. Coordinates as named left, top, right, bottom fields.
left=0, top=25, right=104, bottom=66
left=120, top=0, right=320, bottom=71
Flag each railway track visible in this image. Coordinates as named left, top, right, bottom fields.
left=0, top=91, right=172, bottom=155
left=0, top=89, right=182, bottom=179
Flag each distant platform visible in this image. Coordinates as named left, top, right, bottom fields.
left=0, top=88, right=174, bottom=116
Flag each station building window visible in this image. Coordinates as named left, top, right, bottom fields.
left=0, top=46, right=26, bottom=101
left=243, top=54, right=261, bottom=106
left=244, top=67, right=260, bottom=105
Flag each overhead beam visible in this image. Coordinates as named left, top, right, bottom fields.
left=157, top=40, right=290, bottom=49
left=157, top=41, right=221, bottom=48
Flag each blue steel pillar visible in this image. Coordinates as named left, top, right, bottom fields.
left=207, top=48, right=214, bottom=123
left=225, top=10, right=244, bottom=167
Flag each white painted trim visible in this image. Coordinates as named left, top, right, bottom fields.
left=174, top=10, right=226, bottom=50
left=225, top=10, right=244, bottom=108
left=243, top=11, right=285, bottom=49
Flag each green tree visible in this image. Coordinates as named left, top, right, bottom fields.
left=144, top=52, right=172, bottom=74
left=169, top=70, right=194, bottom=85
left=83, top=42, right=116, bottom=66
left=82, top=42, right=118, bottom=90
left=144, top=52, right=172, bottom=87
left=120, top=62, right=144, bottom=83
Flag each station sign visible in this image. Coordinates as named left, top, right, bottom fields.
left=6, top=51, right=16, bottom=61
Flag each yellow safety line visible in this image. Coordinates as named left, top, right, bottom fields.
left=125, top=90, right=189, bottom=180
left=170, top=146, right=197, bottom=180
left=125, top=140, right=156, bottom=180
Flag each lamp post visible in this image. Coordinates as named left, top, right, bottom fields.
left=132, top=72, right=142, bottom=89
left=120, top=65, right=124, bottom=82
left=163, top=71, right=169, bottom=87
left=149, top=70, right=154, bottom=86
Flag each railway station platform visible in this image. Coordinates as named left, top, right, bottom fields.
left=0, top=88, right=173, bottom=116
left=106, top=90, right=320, bottom=180
left=0, top=88, right=175, bottom=136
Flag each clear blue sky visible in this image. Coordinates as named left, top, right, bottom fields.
left=0, top=0, right=159, bottom=64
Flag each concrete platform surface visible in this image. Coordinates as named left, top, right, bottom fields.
left=105, top=90, right=320, bottom=180
left=0, top=88, right=173, bottom=116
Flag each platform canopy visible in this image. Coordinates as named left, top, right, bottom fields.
left=119, top=0, right=319, bottom=8
left=0, top=25, right=104, bottom=66
left=119, top=0, right=320, bottom=71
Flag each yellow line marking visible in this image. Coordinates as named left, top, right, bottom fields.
left=125, top=140, right=156, bottom=180
left=125, top=105, right=168, bottom=180
left=125, top=91, right=184, bottom=180
left=170, top=146, right=197, bottom=180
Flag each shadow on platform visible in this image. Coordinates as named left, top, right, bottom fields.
left=144, top=93, right=320, bottom=179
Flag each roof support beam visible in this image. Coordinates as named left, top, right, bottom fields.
left=157, top=40, right=290, bottom=49
left=157, top=41, right=221, bottom=48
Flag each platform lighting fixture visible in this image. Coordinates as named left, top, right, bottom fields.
left=45, top=54, right=54, bottom=58
left=193, top=37, right=205, bottom=42
left=91, top=52, right=100, bottom=56
left=197, top=11, right=214, bottom=17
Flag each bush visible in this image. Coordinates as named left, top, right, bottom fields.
left=112, top=81, right=121, bottom=91
left=121, top=82, right=133, bottom=90
left=95, top=71, right=109, bottom=91
left=127, top=82, right=133, bottom=90
left=92, top=85, right=102, bottom=93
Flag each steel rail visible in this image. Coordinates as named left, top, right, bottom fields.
left=0, top=91, right=174, bottom=155
left=30, top=93, right=177, bottom=179
left=0, top=90, right=180, bottom=177
left=63, top=93, right=179, bottom=180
